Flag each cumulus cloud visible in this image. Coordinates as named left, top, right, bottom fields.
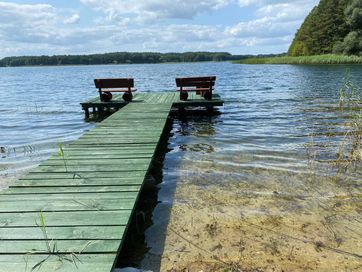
left=80, top=0, right=230, bottom=22
left=226, top=0, right=318, bottom=49
left=0, top=1, right=56, bottom=26
left=63, top=14, right=80, bottom=24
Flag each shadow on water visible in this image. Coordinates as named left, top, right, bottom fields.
left=115, top=110, right=219, bottom=270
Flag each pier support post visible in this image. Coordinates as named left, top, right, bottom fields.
left=83, top=107, right=90, bottom=119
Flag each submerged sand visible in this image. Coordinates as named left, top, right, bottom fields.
left=142, top=162, right=362, bottom=271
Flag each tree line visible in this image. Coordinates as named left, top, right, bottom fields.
left=0, top=52, right=247, bottom=67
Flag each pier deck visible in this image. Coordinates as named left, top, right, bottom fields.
left=0, top=92, right=223, bottom=272
left=81, top=92, right=224, bottom=118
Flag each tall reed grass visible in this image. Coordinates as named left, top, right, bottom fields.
left=235, top=54, right=362, bottom=65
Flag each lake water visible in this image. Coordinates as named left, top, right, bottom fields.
left=0, top=62, right=361, bottom=271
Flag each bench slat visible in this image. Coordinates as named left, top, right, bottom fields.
left=176, top=76, right=216, bottom=88
left=176, top=88, right=211, bottom=92
left=102, top=89, right=137, bottom=93
left=94, top=78, right=134, bottom=89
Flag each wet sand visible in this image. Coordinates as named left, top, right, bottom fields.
left=142, top=161, right=362, bottom=271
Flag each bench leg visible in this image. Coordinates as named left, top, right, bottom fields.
left=180, top=91, right=188, bottom=101
left=178, top=107, right=186, bottom=116
left=122, top=91, right=133, bottom=102
left=206, top=106, right=214, bottom=114
left=203, top=91, right=212, bottom=100
left=83, top=107, right=90, bottom=119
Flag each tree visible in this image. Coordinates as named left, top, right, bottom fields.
left=345, top=0, right=362, bottom=29
left=288, top=0, right=351, bottom=56
left=335, top=0, right=362, bottom=55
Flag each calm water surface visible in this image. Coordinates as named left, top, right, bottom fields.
left=0, top=62, right=361, bottom=270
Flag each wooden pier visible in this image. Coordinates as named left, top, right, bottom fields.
left=0, top=92, right=223, bottom=272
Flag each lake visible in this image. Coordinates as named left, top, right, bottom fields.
left=0, top=62, right=361, bottom=271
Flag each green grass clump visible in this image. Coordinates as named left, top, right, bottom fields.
left=234, top=54, right=362, bottom=65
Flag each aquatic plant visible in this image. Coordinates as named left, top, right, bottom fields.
left=24, top=211, right=93, bottom=271
left=57, top=142, right=68, bottom=172
left=339, top=70, right=362, bottom=108
left=57, top=142, right=83, bottom=180
left=234, top=54, right=362, bottom=64
left=336, top=72, right=362, bottom=171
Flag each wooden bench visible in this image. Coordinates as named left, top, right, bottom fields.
left=94, top=78, right=137, bottom=102
left=176, top=76, right=216, bottom=101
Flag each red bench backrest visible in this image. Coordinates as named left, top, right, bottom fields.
left=175, top=76, right=216, bottom=88
left=94, top=78, right=134, bottom=89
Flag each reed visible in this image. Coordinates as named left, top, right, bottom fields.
left=24, top=212, right=93, bottom=271
left=335, top=71, right=362, bottom=173
left=235, top=54, right=362, bottom=65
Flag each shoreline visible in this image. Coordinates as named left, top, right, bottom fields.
left=0, top=60, right=231, bottom=68
left=234, top=54, right=362, bottom=65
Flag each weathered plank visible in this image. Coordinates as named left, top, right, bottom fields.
left=0, top=254, right=115, bottom=272
left=3, top=185, right=141, bottom=194
left=0, top=240, right=121, bottom=254
left=0, top=210, right=132, bottom=227
left=15, top=177, right=146, bottom=187
left=0, top=226, right=125, bottom=240
left=0, top=198, right=135, bottom=212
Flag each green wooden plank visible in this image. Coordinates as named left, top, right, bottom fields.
left=23, top=171, right=147, bottom=179
left=4, top=185, right=141, bottom=194
left=0, top=192, right=138, bottom=201
left=32, top=164, right=150, bottom=173
left=60, top=148, right=156, bottom=154
left=41, top=158, right=152, bottom=166
left=100, top=113, right=168, bottom=118
left=0, top=210, right=131, bottom=227
left=68, top=143, right=158, bottom=148
left=15, top=177, right=145, bottom=186
left=82, top=131, right=162, bottom=136
left=60, top=147, right=156, bottom=152
left=0, top=226, right=125, bottom=240
left=100, top=120, right=167, bottom=124
left=48, top=154, right=153, bottom=160
left=0, top=197, right=135, bottom=212
left=79, top=134, right=163, bottom=138
left=0, top=240, right=120, bottom=254
left=72, top=139, right=160, bottom=145
left=82, top=130, right=164, bottom=135
left=0, top=254, right=115, bottom=272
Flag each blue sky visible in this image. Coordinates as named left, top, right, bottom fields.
left=0, top=0, right=319, bottom=57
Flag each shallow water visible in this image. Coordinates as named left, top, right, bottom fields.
left=0, top=63, right=362, bottom=271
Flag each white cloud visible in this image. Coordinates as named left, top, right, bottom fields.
left=226, top=0, right=318, bottom=48
left=80, top=0, right=230, bottom=22
left=63, top=14, right=80, bottom=24
left=0, top=1, right=56, bottom=26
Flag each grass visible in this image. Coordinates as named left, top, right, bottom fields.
left=57, top=142, right=67, bottom=172
left=234, top=54, right=362, bottom=65
left=57, top=142, right=82, bottom=179
left=24, top=211, right=94, bottom=271
left=335, top=71, right=362, bottom=172
left=305, top=70, right=362, bottom=177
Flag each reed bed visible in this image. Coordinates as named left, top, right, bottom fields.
left=235, top=54, right=362, bottom=65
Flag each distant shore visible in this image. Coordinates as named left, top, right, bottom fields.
left=0, top=51, right=287, bottom=67
left=0, top=52, right=246, bottom=67
left=234, top=54, right=362, bottom=65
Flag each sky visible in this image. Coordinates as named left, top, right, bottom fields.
left=0, top=0, right=319, bottom=58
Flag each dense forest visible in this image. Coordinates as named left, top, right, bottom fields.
left=0, top=52, right=247, bottom=67
left=288, top=0, right=362, bottom=56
